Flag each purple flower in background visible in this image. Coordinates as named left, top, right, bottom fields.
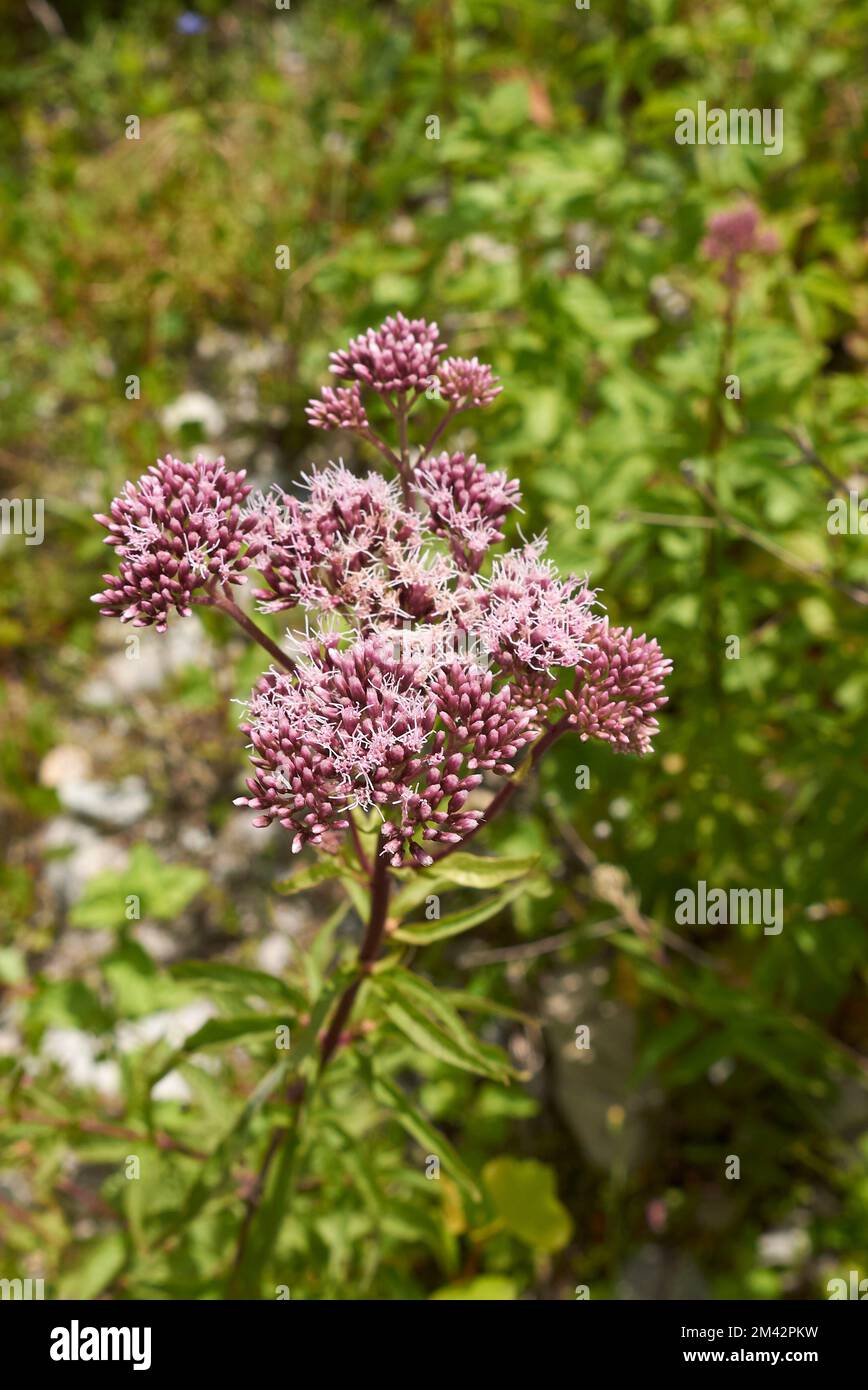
left=415, top=451, right=521, bottom=571
left=701, top=201, right=778, bottom=286
left=436, top=356, right=502, bottom=409
left=92, top=455, right=261, bottom=631
left=176, top=11, right=208, bottom=35
left=562, top=621, right=673, bottom=755
left=329, top=312, right=446, bottom=397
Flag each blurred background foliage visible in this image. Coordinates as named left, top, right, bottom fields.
left=0, top=0, right=866, bottom=1300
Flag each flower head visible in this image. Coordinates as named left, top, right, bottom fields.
left=470, top=543, right=598, bottom=675
left=561, top=621, right=672, bottom=755
left=328, top=313, right=446, bottom=397
left=415, top=451, right=521, bottom=571
left=436, top=356, right=502, bottom=409
left=250, top=465, right=459, bottom=628
left=701, top=202, right=778, bottom=286
left=92, top=455, right=261, bottom=631
left=236, top=635, right=538, bottom=866
left=305, top=384, right=369, bottom=433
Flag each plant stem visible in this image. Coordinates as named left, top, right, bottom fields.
left=417, top=403, right=459, bottom=464
left=361, top=425, right=403, bottom=472
left=228, top=718, right=566, bottom=1283
left=348, top=816, right=373, bottom=876
left=383, top=395, right=415, bottom=505
left=227, top=835, right=391, bottom=1293
left=318, top=829, right=390, bottom=1071
left=431, top=716, right=570, bottom=863
left=193, top=591, right=295, bottom=672
left=13, top=1108, right=207, bottom=1160
left=703, top=284, right=738, bottom=704
left=227, top=1123, right=287, bottom=1294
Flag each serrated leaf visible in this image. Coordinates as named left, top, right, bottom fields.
left=390, top=852, right=541, bottom=916
left=442, top=990, right=537, bottom=1026
left=382, top=999, right=505, bottom=1079
left=374, top=970, right=517, bottom=1081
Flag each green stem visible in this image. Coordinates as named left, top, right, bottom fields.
left=226, top=832, right=391, bottom=1295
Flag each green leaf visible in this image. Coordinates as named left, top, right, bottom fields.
left=390, top=851, right=541, bottom=916
left=442, top=990, right=537, bottom=1026
left=382, top=998, right=505, bottom=1079
left=373, top=969, right=517, bottom=1081
left=299, top=900, right=352, bottom=997
left=56, top=1233, right=126, bottom=1300
left=392, top=883, right=528, bottom=945
left=69, top=843, right=207, bottom=929
left=157, top=1057, right=292, bottom=1244
left=362, top=1061, right=481, bottom=1203
left=274, top=859, right=360, bottom=896
left=483, top=1157, right=573, bottom=1253
left=171, top=960, right=302, bottom=1008
left=103, top=939, right=192, bottom=1017
left=431, top=1275, right=519, bottom=1300
left=181, top=1014, right=293, bottom=1053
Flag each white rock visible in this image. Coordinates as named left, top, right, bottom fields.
left=39, top=744, right=93, bottom=790
left=41, top=1028, right=121, bottom=1098
left=83, top=619, right=211, bottom=706
left=758, top=1228, right=811, bottom=1267
left=40, top=819, right=128, bottom=905
left=160, top=391, right=225, bottom=438
left=151, top=1070, right=193, bottom=1104
left=59, top=775, right=151, bottom=827
left=116, top=1000, right=216, bottom=1052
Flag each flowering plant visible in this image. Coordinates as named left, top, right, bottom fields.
left=93, top=314, right=671, bottom=1292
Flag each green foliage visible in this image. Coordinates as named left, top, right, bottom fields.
left=483, top=1158, right=574, bottom=1254
left=70, top=843, right=207, bottom=929
left=1, top=0, right=865, bottom=1303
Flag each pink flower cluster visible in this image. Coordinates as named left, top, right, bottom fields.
left=307, top=312, right=501, bottom=419
left=701, top=201, right=778, bottom=287
left=248, top=465, right=455, bottom=626
left=236, top=636, right=537, bottom=867
left=328, top=312, right=446, bottom=397
left=94, top=313, right=672, bottom=867
left=92, top=455, right=261, bottom=631
left=561, top=621, right=673, bottom=756
left=415, top=451, right=521, bottom=571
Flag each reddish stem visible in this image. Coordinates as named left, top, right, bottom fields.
left=318, top=829, right=391, bottom=1071
left=193, top=592, right=295, bottom=673
left=431, top=716, right=571, bottom=864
